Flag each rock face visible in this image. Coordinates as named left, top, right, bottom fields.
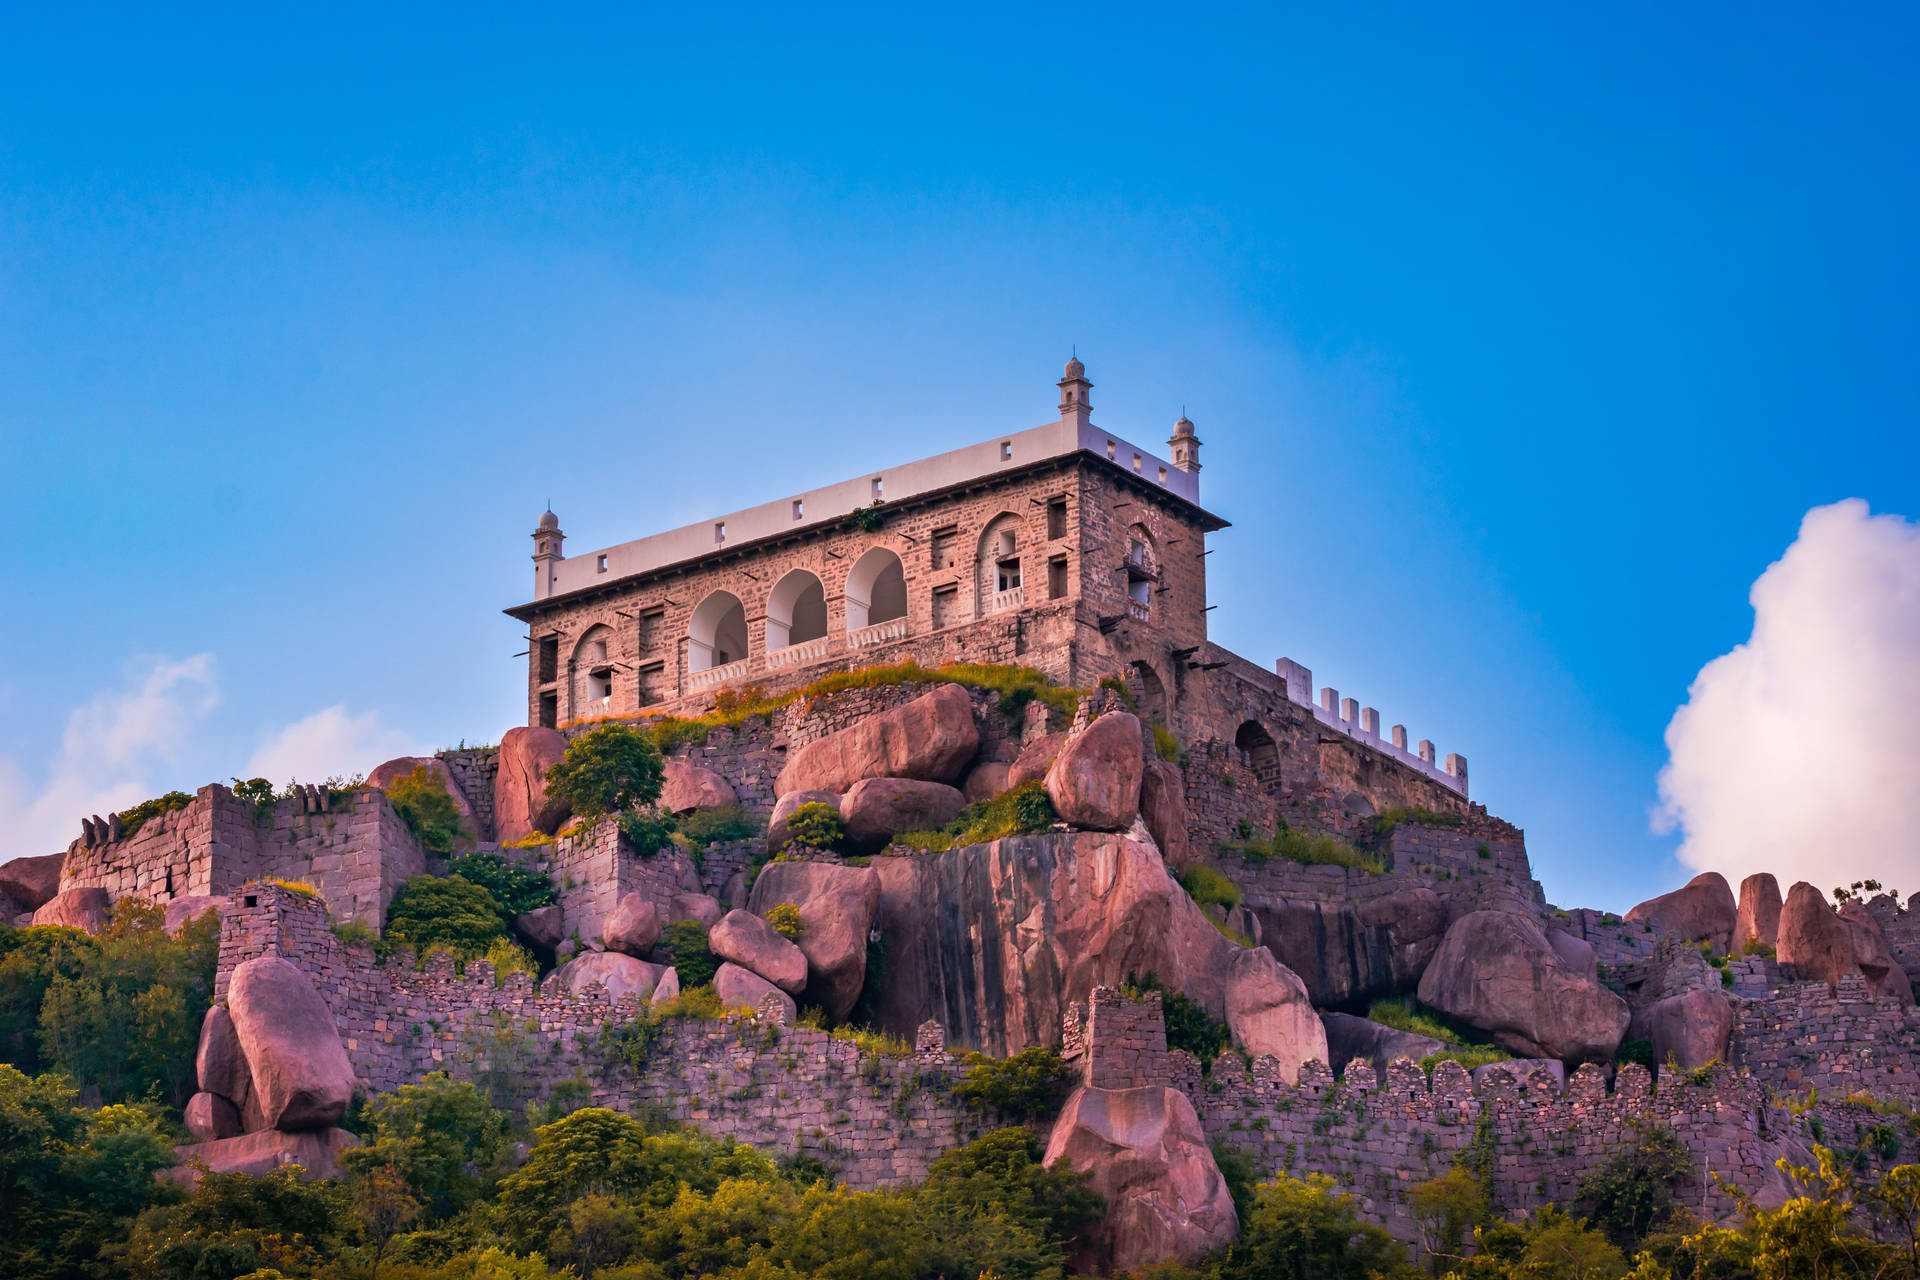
left=1007, top=732, right=1067, bottom=789
left=196, top=1005, right=253, bottom=1111
left=841, top=777, right=968, bottom=851
left=369, top=757, right=478, bottom=836
left=165, top=895, right=228, bottom=935
left=866, top=830, right=1325, bottom=1074
left=659, top=761, right=738, bottom=814
left=1547, top=929, right=1599, bottom=983
left=668, top=892, right=726, bottom=930
left=544, top=952, right=675, bottom=1002
left=32, top=886, right=111, bottom=933
left=709, top=909, right=808, bottom=994
left=713, top=962, right=798, bottom=1023
left=1045, top=713, right=1145, bottom=832
left=1139, top=760, right=1192, bottom=868
left=494, top=726, right=570, bottom=844
left=226, top=957, right=356, bottom=1131
left=602, top=894, right=663, bottom=956
left=767, top=790, right=841, bottom=850
left=1416, top=910, right=1630, bottom=1065
left=170, top=1127, right=359, bottom=1185
left=1628, top=988, right=1733, bottom=1071
left=1838, top=901, right=1915, bottom=1003
left=775, top=684, right=979, bottom=796
left=0, top=851, right=65, bottom=911
left=1224, top=949, right=1322, bottom=1071
left=1625, top=872, right=1738, bottom=953
left=1044, top=1085, right=1239, bottom=1271
left=1253, top=889, right=1446, bottom=1010
left=963, top=761, right=1011, bottom=804
left=185, top=1091, right=243, bottom=1142
left=747, top=861, right=882, bottom=1021
left=1321, top=1013, right=1444, bottom=1077
left=1777, top=881, right=1859, bottom=987
left=1735, top=873, right=1784, bottom=955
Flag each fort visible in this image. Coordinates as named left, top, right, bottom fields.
left=10, top=357, right=1918, bottom=1270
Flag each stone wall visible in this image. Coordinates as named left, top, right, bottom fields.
left=61, top=785, right=422, bottom=927
left=1730, top=976, right=1920, bottom=1107
left=435, top=748, right=500, bottom=841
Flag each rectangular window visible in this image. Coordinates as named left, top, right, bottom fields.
left=931, top=585, right=958, bottom=629
left=1046, top=497, right=1067, bottom=540
left=1132, top=452, right=1142, bottom=473
left=537, top=635, right=560, bottom=683
left=997, top=557, right=1022, bottom=592
left=871, top=477, right=883, bottom=500
left=1105, top=439, right=1116, bottom=459
left=1048, top=556, right=1068, bottom=600
left=930, top=525, right=958, bottom=570
left=792, top=499, right=804, bottom=520
left=538, top=692, right=558, bottom=729
left=596, top=554, right=608, bottom=572
left=715, top=521, right=726, bottom=543
left=1158, top=465, right=1167, bottom=484
left=1000, top=441, right=1012, bottom=460
left=637, top=609, right=664, bottom=654
left=636, top=662, right=665, bottom=706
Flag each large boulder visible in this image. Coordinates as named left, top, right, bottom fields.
left=165, top=895, right=227, bottom=935
left=1734, top=873, right=1784, bottom=955
left=1253, top=889, right=1446, bottom=1009
left=196, top=1005, right=253, bottom=1113
left=32, top=886, right=111, bottom=934
left=668, top=892, right=726, bottom=930
left=659, top=761, right=737, bottom=815
left=1321, top=1012, right=1444, bottom=1078
left=1628, top=988, right=1734, bottom=1071
left=775, top=683, right=980, bottom=796
left=1547, top=929, right=1599, bottom=983
left=1045, top=713, right=1145, bottom=832
left=1008, top=732, right=1067, bottom=789
left=1139, top=760, right=1192, bottom=868
left=602, top=894, right=662, bottom=957
left=841, top=777, right=968, bottom=851
left=709, top=909, right=808, bottom=994
left=767, top=790, right=841, bottom=850
left=494, top=726, right=570, bottom=843
left=1223, top=949, right=1323, bottom=1078
left=226, top=957, right=356, bottom=1131
left=544, top=951, right=675, bottom=1002
left=713, top=962, right=798, bottom=1022
left=170, top=1127, right=359, bottom=1185
left=1625, top=872, right=1738, bottom=953
left=369, top=757, right=478, bottom=836
left=514, top=904, right=566, bottom=951
left=963, top=761, right=1011, bottom=805
left=1838, top=901, right=1915, bottom=1003
left=748, top=862, right=881, bottom=1021
left=1777, top=881, right=1859, bottom=987
left=0, top=852, right=65, bottom=911
left=184, top=1091, right=243, bottom=1142
left=1416, top=910, right=1630, bottom=1065
left=1044, top=1085, right=1238, bottom=1271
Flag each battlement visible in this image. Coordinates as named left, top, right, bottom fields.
left=1277, top=658, right=1467, bottom=796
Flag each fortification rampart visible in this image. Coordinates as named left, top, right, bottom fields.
left=1731, top=975, right=1920, bottom=1107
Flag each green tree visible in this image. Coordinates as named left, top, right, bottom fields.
left=116, top=1163, right=349, bottom=1280
left=354, top=1165, right=421, bottom=1280
left=1411, top=1165, right=1491, bottom=1273
left=660, top=920, right=720, bottom=990
left=543, top=725, right=665, bottom=822
left=344, top=1073, right=515, bottom=1220
left=952, top=1046, right=1073, bottom=1120
left=445, top=853, right=557, bottom=919
left=1579, top=1121, right=1693, bottom=1246
left=384, top=876, right=511, bottom=962
left=1215, top=1172, right=1416, bottom=1280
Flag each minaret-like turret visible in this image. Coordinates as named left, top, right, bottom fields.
left=1057, top=355, right=1093, bottom=430
left=533, top=508, right=565, bottom=600
left=1168, top=412, right=1201, bottom=473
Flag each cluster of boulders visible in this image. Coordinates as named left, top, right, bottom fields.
left=177, top=957, right=360, bottom=1181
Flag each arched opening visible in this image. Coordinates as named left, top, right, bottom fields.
left=688, top=591, right=749, bottom=672
left=1128, top=660, right=1170, bottom=725
left=1235, top=720, right=1280, bottom=784
left=1124, top=523, right=1159, bottom=619
left=976, top=512, right=1026, bottom=615
left=845, top=547, right=907, bottom=632
left=765, top=570, right=827, bottom=651
left=572, top=624, right=615, bottom=714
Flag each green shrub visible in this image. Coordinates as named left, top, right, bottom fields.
left=331, top=919, right=375, bottom=948
left=661, top=920, right=720, bottom=989
left=1577, top=1119, right=1691, bottom=1245
left=230, top=777, right=276, bottom=810
left=1151, top=720, right=1181, bottom=761
left=1615, top=1037, right=1655, bottom=1071
left=1418, top=1045, right=1512, bottom=1073
left=846, top=501, right=887, bottom=532
left=678, top=804, right=757, bottom=845
left=544, top=723, right=665, bottom=821
left=446, top=852, right=557, bottom=918
left=386, top=765, right=467, bottom=853
left=761, top=903, right=807, bottom=941
left=892, top=781, right=1056, bottom=852
left=1223, top=820, right=1383, bottom=873
left=831, top=1026, right=912, bottom=1056
left=483, top=937, right=540, bottom=984
left=779, top=801, right=847, bottom=853
left=115, top=790, right=193, bottom=838
left=500, top=829, right=553, bottom=850
left=953, top=1046, right=1073, bottom=1119
left=1740, top=936, right=1777, bottom=958
left=1366, top=997, right=1464, bottom=1045
left=615, top=809, right=678, bottom=856
left=384, top=875, right=509, bottom=962
left=1180, top=864, right=1243, bottom=911
left=1098, top=675, right=1138, bottom=710
left=1369, top=806, right=1464, bottom=836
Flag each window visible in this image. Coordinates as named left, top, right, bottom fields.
left=537, top=635, right=559, bottom=684
left=637, top=609, right=664, bottom=654
left=715, top=522, right=726, bottom=543
left=596, top=554, right=608, bottom=572
left=930, top=526, right=958, bottom=570
left=636, top=662, right=665, bottom=706
left=792, top=499, right=804, bottom=520
left=1132, top=452, right=1142, bottom=473
left=539, top=692, right=558, bottom=728
left=1048, top=556, right=1068, bottom=599
left=997, top=528, right=1017, bottom=558
left=1158, top=465, right=1167, bottom=484
left=1047, top=497, right=1067, bottom=539
left=931, top=585, right=958, bottom=629
left=871, top=477, right=883, bottom=500
left=997, top=556, right=1022, bottom=592
left=1105, top=439, right=1116, bottom=459
left=1000, top=441, right=1012, bottom=461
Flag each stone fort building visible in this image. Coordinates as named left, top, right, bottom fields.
left=506, top=357, right=1469, bottom=807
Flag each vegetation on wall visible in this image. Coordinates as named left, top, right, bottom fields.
left=777, top=801, right=847, bottom=854
left=542, top=723, right=666, bottom=822
left=1223, top=818, right=1386, bottom=873
left=444, top=853, right=556, bottom=920
left=1180, top=863, right=1244, bottom=912
left=1125, top=971, right=1232, bottom=1068
left=891, top=780, right=1057, bottom=853
left=1365, top=998, right=1513, bottom=1074
left=952, top=1045, right=1073, bottom=1120
left=660, top=919, right=720, bottom=991
left=114, top=789, right=194, bottom=838
left=385, top=766, right=468, bottom=854
left=382, top=875, right=514, bottom=964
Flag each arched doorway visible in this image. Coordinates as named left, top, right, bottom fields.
left=572, top=625, right=615, bottom=716
left=1235, top=720, right=1281, bottom=785
left=845, top=547, right=907, bottom=632
left=688, top=591, right=749, bottom=671
left=1128, top=660, right=1170, bottom=725
left=766, top=570, right=828, bottom=651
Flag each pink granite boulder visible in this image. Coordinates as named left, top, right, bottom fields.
left=1139, top=758, right=1192, bottom=868
left=169, top=1127, right=359, bottom=1185
left=963, top=760, right=1012, bottom=804
left=775, top=683, right=979, bottom=796
left=659, top=761, right=738, bottom=814
left=1734, top=872, right=1784, bottom=954
left=1777, top=881, right=1859, bottom=987
left=369, top=757, right=477, bottom=835
left=841, top=777, right=968, bottom=851
left=767, top=790, right=841, bottom=850
left=1625, top=871, right=1738, bottom=953
left=0, top=851, right=65, bottom=911
left=1045, top=713, right=1145, bottom=832
left=1416, top=909, right=1630, bottom=1065
left=713, top=961, right=797, bottom=1022
left=545, top=951, right=674, bottom=1002
left=709, top=909, right=809, bottom=994
left=1223, top=948, right=1324, bottom=1082
left=1627, top=987, right=1734, bottom=1071
left=196, top=1004, right=253, bottom=1114
left=165, top=895, right=228, bottom=935
left=226, top=957, right=356, bottom=1131
left=602, top=894, right=663, bottom=957
left=32, top=886, right=111, bottom=934
left=668, top=892, right=726, bottom=930
left=514, top=904, right=566, bottom=951
left=494, top=726, right=570, bottom=843
left=1839, top=900, right=1914, bottom=1003
left=1007, top=732, right=1068, bottom=789
left=747, top=860, right=882, bottom=1021
left=1044, top=1084, right=1239, bottom=1271
left=184, top=1091, right=244, bottom=1142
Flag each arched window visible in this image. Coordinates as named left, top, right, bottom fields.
left=1235, top=720, right=1281, bottom=784
left=976, top=512, right=1026, bottom=615
left=766, top=570, right=827, bottom=651
left=845, top=547, right=907, bottom=632
left=688, top=591, right=749, bottom=672
left=1124, top=523, right=1159, bottom=617
left=572, top=624, right=615, bottom=714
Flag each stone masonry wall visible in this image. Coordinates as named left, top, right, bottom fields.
left=435, top=748, right=500, bottom=841
left=1730, top=976, right=1920, bottom=1107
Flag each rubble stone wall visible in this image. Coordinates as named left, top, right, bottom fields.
left=1730, top=976, right=1920, bottom=1107
left=434, top=748, right=500, bottom=841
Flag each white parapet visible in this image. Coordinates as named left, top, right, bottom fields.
left=1275, top=658, right=1467, bottom=798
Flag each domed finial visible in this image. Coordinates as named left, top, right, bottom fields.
left=1064, top=353, right=1085, bottom=379
left=537, top=507, right=560, bottom=532
left=1173, top=410, right=1195, bottom=437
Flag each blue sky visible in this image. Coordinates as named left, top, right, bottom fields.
left=2, top=5, right=1915, bottom=910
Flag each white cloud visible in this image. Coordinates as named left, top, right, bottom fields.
left=0, top=653, right=220, bottom=859
left=1655, top=499, right=1920, bottom=895
left=243, top=706, right=417, bottom=787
